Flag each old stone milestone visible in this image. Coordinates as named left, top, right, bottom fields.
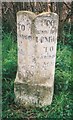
left=14, top=11, right=58, bottom=107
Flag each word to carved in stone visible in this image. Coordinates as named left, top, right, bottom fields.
left=14, top=11, right=58, bottom=107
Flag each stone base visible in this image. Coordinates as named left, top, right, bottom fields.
left=14, top=80, right=54, bottom=107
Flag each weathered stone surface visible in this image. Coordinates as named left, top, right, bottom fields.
left=14, top=11, right=58, bottom=107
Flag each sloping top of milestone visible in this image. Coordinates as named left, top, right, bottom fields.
left=17, top=10, right=59, bottom=19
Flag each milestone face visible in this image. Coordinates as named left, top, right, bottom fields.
left=14, top=11, right=58, bottom=107
left=17, top=12, right=58, bottom=83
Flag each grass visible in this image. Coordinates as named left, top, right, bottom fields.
left=2, top=33, right=73, bottom=120
left=0, top=40, right=2, bottom=119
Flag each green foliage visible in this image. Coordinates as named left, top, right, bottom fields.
left=2, top=33, right=73, bottom=119
left=55, top=44, right=72, bottom=91
left=2, top=33, right=17, bottom=119
left=62, top=23, right=73, bottom=46
left=2, top=33, right=17, bottom=79
left=0, top=40, right=2, bottom=79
